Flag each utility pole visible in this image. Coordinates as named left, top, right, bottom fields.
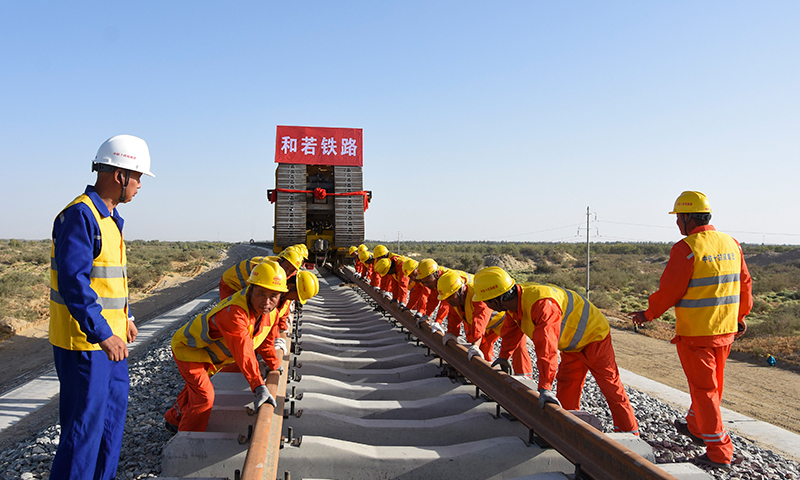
left=586, top=206, right=590, bottom=300
left=397, top=231, right=401, bottom=255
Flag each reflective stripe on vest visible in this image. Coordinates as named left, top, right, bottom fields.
left=518, top=283, right=609, bottom=352
left=171, top=288, right=275, bottom=365
left=675, top=230, right=741, bottom=336
left=49, top=194, right=128, bottom=351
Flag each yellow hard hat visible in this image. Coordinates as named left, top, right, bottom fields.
left=417, top=259, right=439, bottom=280
left=472, top=267, right=515, bottom=302
left=402, top=258, right=419, bottom=277
left=669, top=191, right=712, bottom=214
left=358, top=250, right=372, bottom=263
left=279, top=248, right=303, bottom=270
left=375, top=258, right=392, bottom=276
left=293, top=244, right=309, bottom=260
left=348, top=246, right=358, bottom=255
left=247, top=260, right=288, bottom=292
left=373, top=244, right=389, bottom=259
left=437, top=270, right=465, bottom=300
left=295, top=270, right=319, bottom=304
left=357, top=244, right=368, bottom=253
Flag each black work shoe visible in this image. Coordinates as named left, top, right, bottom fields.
left=674, top=419, right=705, bottom=446
left=693, top=453, right=732, bottom=470
left=164, top=420, right=179, bottom=434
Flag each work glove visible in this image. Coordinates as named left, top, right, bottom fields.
left=491, top=358, right=512, bottom=374
left=254, top=385, right=277, bottom=411
left=538, top=388, right=561, bottom=409
left=442, top=332, right=457, bottom=346
left=467, top=345, right=485, bottom=361
left=383, top=292, right=392, bottom=300
left=416, top=314, right=429, bottom=327
left=735, top=320, right=747, bottom=339
left=270, top=365, right=284, bottom=376
left=274, top=338, right=287, bottom=353
left=430, top=323, right=445, bottom=335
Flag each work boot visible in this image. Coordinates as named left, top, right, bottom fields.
left=674, top=419, right=704, bottom=446
left=693, top=453, right=732, bottom=470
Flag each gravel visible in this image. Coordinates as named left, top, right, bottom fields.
left=2, top=292, right=800, bottom=480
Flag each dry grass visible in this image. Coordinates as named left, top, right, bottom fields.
left=0, top=239, right=232, bottom=339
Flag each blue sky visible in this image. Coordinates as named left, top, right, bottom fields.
left=2, top=2, right=798, bottom=245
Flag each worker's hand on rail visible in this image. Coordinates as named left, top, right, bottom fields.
left=430, top=323, right=445, bottom=335
left=254, top=385, right=277, bottom=411
left=274, top=338, right=287, bottom=352
left=735, top=320, right=747, bottom=339
left=491, top=358, right=512, bottom=374
left=467, top=345, right=484, bottom=361
left=538, top=388, right=561, bottom=409
left=416, top=314, right=429, bottom=327
left=442, top=332, right=457, bottom=346
left=627, top=311, right=649, bottom=326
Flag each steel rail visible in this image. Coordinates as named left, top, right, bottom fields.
left=340, top=267, right=679, bottom=480
left=240, top=318, right=293, bottom=480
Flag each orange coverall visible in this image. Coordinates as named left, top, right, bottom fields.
left=500, top=286, right=639, bottom=434
left=165, top=304, right=271, bottom=432
left=643, top=225, right=752, bottom=463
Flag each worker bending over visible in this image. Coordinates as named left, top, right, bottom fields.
left=437, top=271, right=533, bottom=377
left=256, top=270, right=320, bottom=372
left=375, top=255, right=410, bottom=304
left=473, top=267, right=639, bottom=436
left=414, top=259, right=471, bottom=335
left=629, top=191, right=752, bottom=470
left=218, top=247, right=303, bottom=299
left=165, top=260, right=286, bottom=432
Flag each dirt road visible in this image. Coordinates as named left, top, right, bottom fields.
left=609, top=323, right=800, bottom=435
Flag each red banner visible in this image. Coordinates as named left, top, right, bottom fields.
left=275, top=125, right=363, bottom=166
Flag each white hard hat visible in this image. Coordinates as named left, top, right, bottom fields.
left=93, top=135, right=155, bottom=177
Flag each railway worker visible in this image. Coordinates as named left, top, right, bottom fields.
left=256, top=270, right=320, bottom=371
left=292, top=243, right=309, bottom=261
left=353, top=245, right=370, bottom=277
left=404, top=259, right=426, bottom=310
left=629, top=191, right=752, bottom=469
left=437, top=271, right=533, bottom=377
left=358, top=249, right=382, bottom=288
left=415, top=259, right=473, bottom=336
left=218, top=248, right=303, bottom=299
left=375, top=255, right=411, bottom=304
left=165, top=260, right=287, bottom=432
left=49, top=135, right=154, bottom=480
left=473, top=267, right=640, bottom=436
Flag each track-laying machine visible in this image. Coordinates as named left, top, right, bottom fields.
left=268, top=125, right=371, bottom=267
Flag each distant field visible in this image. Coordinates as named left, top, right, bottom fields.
left=366, top=241, right=800, bottom=368
left=3, top=238, right=798, bottom=367
left=0, top=239, right=232, bottom=339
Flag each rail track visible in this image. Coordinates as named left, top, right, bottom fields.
left=158, top=266, right=709, bottom=480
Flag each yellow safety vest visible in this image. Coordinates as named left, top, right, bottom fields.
left=171, top=287, right=275, bottom=365
left=221, top=256, right=267, bottom=293
left=453, top=284, right=507, bottom=334
left=50, top=194, right=129, bottom=351
left=675, top=230, right=741, bottom=336
left=517, top=283, right=609, bottom=352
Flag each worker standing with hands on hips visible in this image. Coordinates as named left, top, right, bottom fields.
left=473, top=267, right=640, bottom=436
left=629, top=191, right=752, bottom=470
left=165, top=260, right=287, bottom=432
left=49, top=135, right=154, bottom=480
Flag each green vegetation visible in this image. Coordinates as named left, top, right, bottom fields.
left=0, top=239, right=232, bottom=337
